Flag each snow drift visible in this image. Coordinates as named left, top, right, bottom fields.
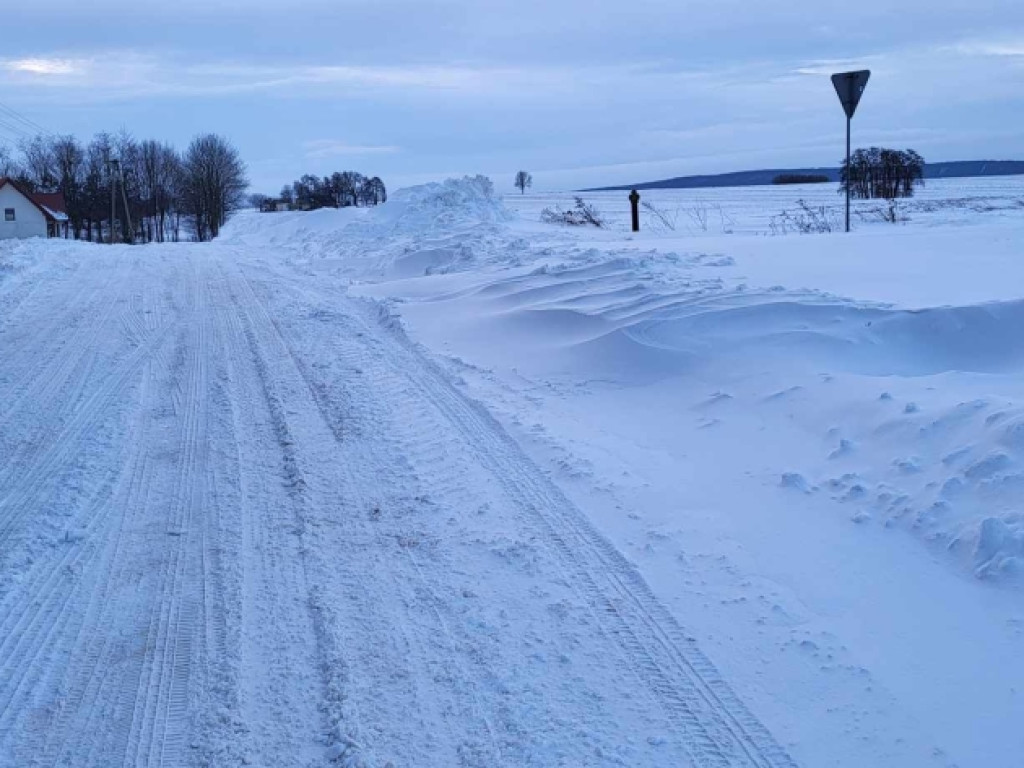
left=325, top=176, right=1024, bottom=592
left=221, top=175, right=517, bottom=278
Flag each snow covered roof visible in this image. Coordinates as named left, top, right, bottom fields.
left=40, top=205, right=69, bottom=222
left=0, top=178, right=68, bottom=222
left=31, top=191, right=68, bottom=218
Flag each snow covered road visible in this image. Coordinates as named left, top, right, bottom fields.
left=0, top=244, right=796, bottom=767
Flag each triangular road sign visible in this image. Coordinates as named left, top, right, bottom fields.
left=831, top=70, right=870, bottom=119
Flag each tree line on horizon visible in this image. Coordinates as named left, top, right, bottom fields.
left=772, top=173, right=830, bottom=185
left=256, top=171, right=387, bottom=212
left=0, top=132, right=248, bottom=243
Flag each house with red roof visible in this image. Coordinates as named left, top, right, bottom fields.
left=0, top=178, right=70, bottom=240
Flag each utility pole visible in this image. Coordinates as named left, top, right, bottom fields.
left=831, top=70, right=870, bottom=233
left=108, top=158, right=119, bottom=244
left=118, top=162, right=133, bottom=244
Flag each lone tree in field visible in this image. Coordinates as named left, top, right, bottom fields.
left=840, top=148, right=924, bottom=200
left=514, top=170, right=533, bottom=195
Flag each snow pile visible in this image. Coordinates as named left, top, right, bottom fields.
left=218, top=205, right=365, bottom=250
left=0, top=238, right=45, bottom=284
left=221, top=176, right=517, bottom=278
left=356, top=174, right=512, bottom=237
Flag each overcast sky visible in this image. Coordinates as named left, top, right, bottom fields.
left=1, top=0, right=1022, bottom=193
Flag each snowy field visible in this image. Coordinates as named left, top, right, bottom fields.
left=1, top=175, right=1023, bottom=767
left=506, top=176, right=1024, bottom=236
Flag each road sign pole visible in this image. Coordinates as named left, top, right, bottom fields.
left=845, top=115, right=851, bottom=233
left=830, top=69, right=870, bottom=234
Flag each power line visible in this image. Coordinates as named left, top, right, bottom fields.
left=0, top=101, right=51, bottom=136
left=0, top=117, right=32, bottom=141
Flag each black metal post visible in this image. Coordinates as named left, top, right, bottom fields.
left=845, top=116, right=851, bottom=233
left=629, top=189, right=640, bottom=233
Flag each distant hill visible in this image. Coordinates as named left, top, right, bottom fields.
left=585, top=160, right=1024, bottom=192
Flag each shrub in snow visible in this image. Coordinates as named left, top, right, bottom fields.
left=861, top=198, right=909, bottom=225
left=540, top=197, right=606, bottom=227
left=641, top=200, right=679, bottom=232
left=769, top=200, right=840, bottom=235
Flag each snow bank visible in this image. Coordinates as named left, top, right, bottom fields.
left=218, top=205, right=365, bottom=249
left=220, top=176, right=516, bottom=278
left=356, top=174, right=512, bottom=236
left=0, top=237, right=51, bottom=283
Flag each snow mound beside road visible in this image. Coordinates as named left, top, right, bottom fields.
left=366, top=238, right=1024, bottom=587
left=221, top=176, right=516, bottom=278
left=365, top=174, right=513, bottom=236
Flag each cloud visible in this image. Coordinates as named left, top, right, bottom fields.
left=792, top=59, right=877, bottom=76
left=0, top=51, right=571, bottom=102
left=952, top=39, right=1024, bottom=58
left=303, top=140, right=400, bottom=159
left=0, top=48, right=728, bottom=107
left=3, top=58, right=80, bottom=75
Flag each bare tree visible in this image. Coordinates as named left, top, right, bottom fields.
left=841, top=147, right=925, bottom=200
left=0, top=145, right=18, bottom=177
left=49, top=135, right=86, bottom=239
left=19, top=135, right=55, bottom=190
left=137, top=140, right=181, bottom=242
left=180, top=134, right=248, bottom=241
left=334, top=171, right=364, bottom=207
left=368, top=176, right=387, bottom=205
left=84, top=134, right=114, bottom=242
left=514, top=170, right=533, bottom=195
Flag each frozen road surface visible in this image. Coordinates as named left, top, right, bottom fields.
left=0, top=245, right=794, bottom=767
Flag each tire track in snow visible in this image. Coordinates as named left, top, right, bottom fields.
left=370, top=304, right=798, bottom=768
left=0, top=256, right=126, bottom=431
left=256, top=271, right=796, bottom=767
left=123, top=258, right=210, bottom=768
left=0, top=338, right=167, bottom=766
left=214, top=260, right=334, bottom=766
left=237, top=263, right=509, bottom=766
left=0, top=311, right=176, bottom=547
left=0, top=365, right=154, bottom=763
left=245, top=269, right=674, bottom=763
left=232, top=259, right=520, bottom=765
left=0, top=254, right=215, bottom=768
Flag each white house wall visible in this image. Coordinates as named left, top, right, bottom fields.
left=0, top=185, right=47, bottom=240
